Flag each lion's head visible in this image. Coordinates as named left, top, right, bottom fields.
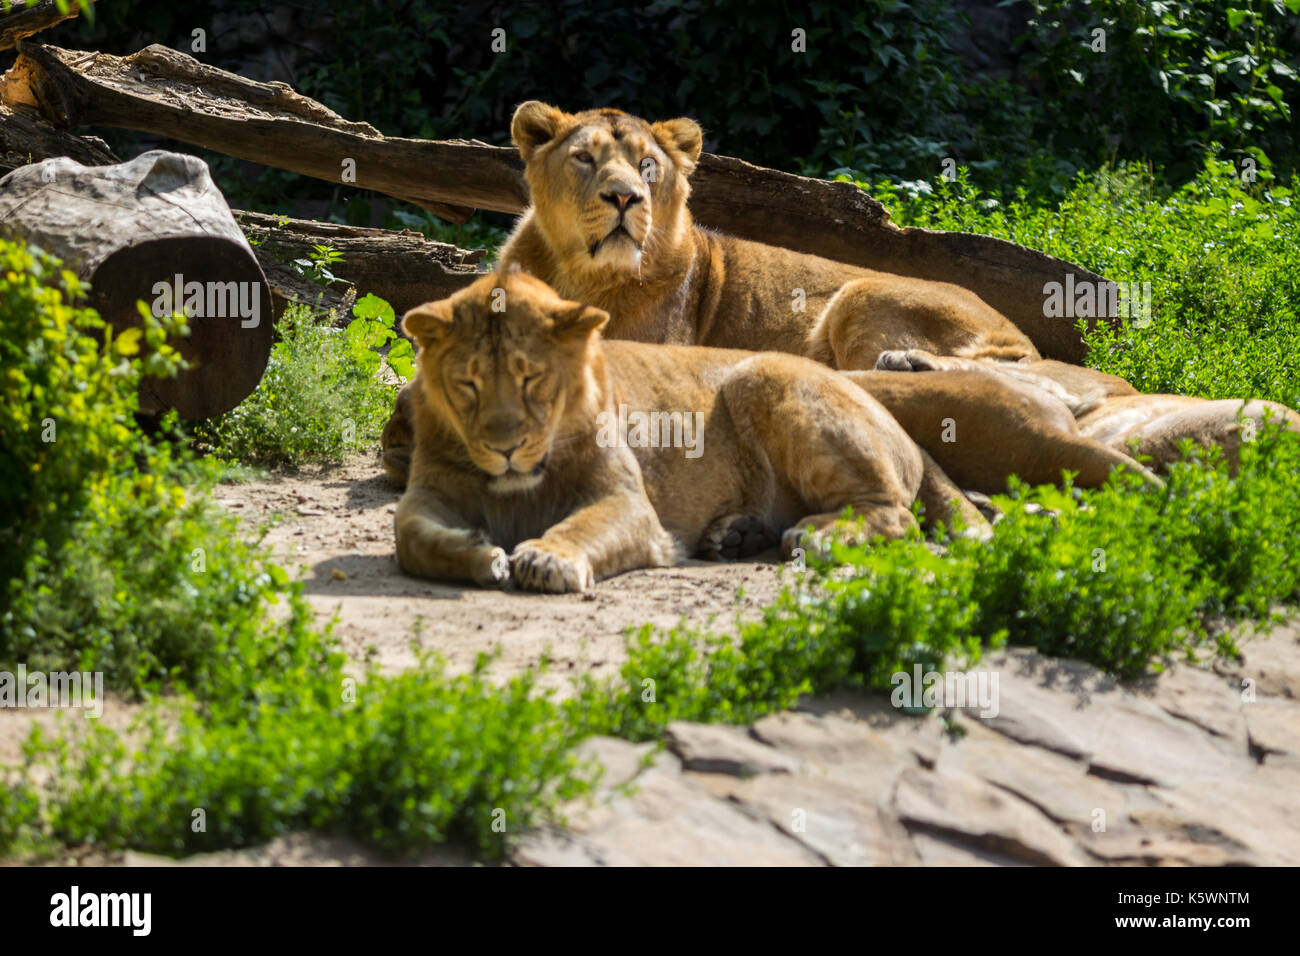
left=401, top=270, right=609, bottom=494
left=510, top=100, right=704, bottom=279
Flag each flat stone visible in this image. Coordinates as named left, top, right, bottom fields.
left=1227, top=622, right=1300, bottom=700
left=748, top=710, right=912, bottom=804
left=664, top=721, right=800, bottom=776
left=550, top=761, right=824, bottom=866
left=1080, top=826, right=1263, bottom=867
left=794, top=690, right=944, bottom=767
left=1127, top=662, right=1248, bottom=748
left=910, top=831, right=1032, bottom=867
left=893, top=765, right=1091, bottom=867
left=939, top=715, right=1127, bottom=827
left=960, top=649, right=1248, bottom=787
left=1243, top=698, right=1300, bottom=769
left=1149, top=765, right=1300, bottom=865
left=723, top=772, right=919, bottom=866
left=573, top=735, right=663, bottom=793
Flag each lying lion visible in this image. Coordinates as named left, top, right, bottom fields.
left=395, top=271, right=934, bottom=591
left=836, top=348, right=1300, bottom=473
left=393, top=272, right=1161, bottom=591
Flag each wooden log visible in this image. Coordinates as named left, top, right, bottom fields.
left=233, top=209, right=485, bottom=322
left=0, top=100, right=116, bottom=172
left=4, top=40, right=1119, bottom=362
left=0, top=0, right=96, bottom=52
left=0, top=149, right=273, bottom=420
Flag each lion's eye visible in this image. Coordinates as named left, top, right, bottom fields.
left=455, top=379, right=477, bottom=395
left=522, top=374, right=540, bottom=390
left=573, top=151, right=594, bottom=164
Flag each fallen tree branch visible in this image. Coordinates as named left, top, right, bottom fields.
left=0, top=99, right=116, bottom=172
left=3, top=40, right=1118, bottom=362
left=234, top=210, right=485, bottom=321
left=0, top=0, right=96, bottom=52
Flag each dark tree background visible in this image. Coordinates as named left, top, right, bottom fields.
left=7, top=0, right=1296, bottom=228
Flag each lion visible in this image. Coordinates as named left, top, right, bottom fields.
left=838, top=348, right=1300, bottom=473
left=392, top=272, right=1166, bottom=592
left=394, top=270, right=950, bottom=592
left=495, top=100, right=1040, bottom=368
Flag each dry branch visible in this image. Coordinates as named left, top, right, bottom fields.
left=234, top=209, right=485, bottom=321
left=0, top=0, right=96, bottom=52
left=0, top=99, right=115, bottom=172
left=3, top=40, right=1118, bottom=362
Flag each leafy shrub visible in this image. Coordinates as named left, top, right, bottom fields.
left=0, top=236, right=591, bottom=860
left=1021, top=0, right=1300, bottom=186
left=6, top=653, right=592, bottom=860
left=855, top=155, right=1300, bottom=407
left=0, top=237, right=331, bottom=695
left=195, top=294, right=411, bottom=468
left=575, top=424, right=1300, bottom=745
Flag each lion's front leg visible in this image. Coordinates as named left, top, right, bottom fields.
left=395, top=483, right=508, bottom=586
left=511, top=492, right=677, bottom=594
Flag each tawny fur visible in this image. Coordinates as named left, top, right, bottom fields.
left=499, top=100, right=1039, bottom=367
left=849, top=350, right=1300, bottom=474
left=393, top=272, right=941, bottom=593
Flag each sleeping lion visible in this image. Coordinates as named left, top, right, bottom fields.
left=394, top=270, right=938, bottom=592
left=393, top=272, right=1159, bottom=592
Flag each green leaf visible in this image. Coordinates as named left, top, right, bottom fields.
left=352, top=293, right=396, bottom=327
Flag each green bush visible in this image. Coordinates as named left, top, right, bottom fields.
left=0, top=236, right=592, bottom=860
left=195, top=295, right=411, bottom=469
left=6, top=653, right=592, bottom=860
left=0, top=237, right=332, bottom=695
left=855, top=155, right=1300, bottom=407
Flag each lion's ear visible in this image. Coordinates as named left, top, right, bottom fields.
left=402, top=299, right=455, bottom=349
left=512, top=101, right=568, bottom=162
left=551, top=303, right=609, bottom=341
left=652, top=117, right=704, bottom=172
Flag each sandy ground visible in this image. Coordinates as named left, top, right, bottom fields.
left=214, top=452, right=790, bottom=691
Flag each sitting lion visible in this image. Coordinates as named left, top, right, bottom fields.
left=395, top=271, right=939, bottom=592
left=495, top=100, right=1039, bottom=367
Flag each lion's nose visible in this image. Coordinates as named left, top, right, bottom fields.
left=485, top=440, right=525, bottom=460
left=601, top=189, right=642, bottom=211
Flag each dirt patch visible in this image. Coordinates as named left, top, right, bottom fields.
left=214, top=452, right=790, bottom=691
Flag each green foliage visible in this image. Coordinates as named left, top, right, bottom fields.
left=6, top=653, right=593, bottom=860
left=1021, top=0, right=1300, bottom=185
left=291, top=243, right=344, bottom=286
left=0, top=237, right=332, bottom=695
left=195, top=297, right=408, bottom=468
left=852, top=155, right=1300, bottom=407
left=0, top=237, right=591, bottom=860
left=79, top=0, right=1298, bottom=211
left=576, top=425, right=1300, bottom=747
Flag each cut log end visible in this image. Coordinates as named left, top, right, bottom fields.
left=91, top=237, right=273, bottom=420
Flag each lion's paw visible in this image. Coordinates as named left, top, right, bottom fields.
left=472, top=546, right=511, bottom=588
left=875, top=349, right=941, bottom=372
left=510, top=540, right=595, bottom=593
left=699, top=514, right=778, bottom=560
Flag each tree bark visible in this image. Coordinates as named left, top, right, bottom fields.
left=4, top=40, right=1119, bottom=362
left=234, top=209, right=485, bottom=322
left=0, top=99, right=116, bottom=172
left=0, top=149, right=273, bottom=420
left=0, top=0, right=96, bottom=52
